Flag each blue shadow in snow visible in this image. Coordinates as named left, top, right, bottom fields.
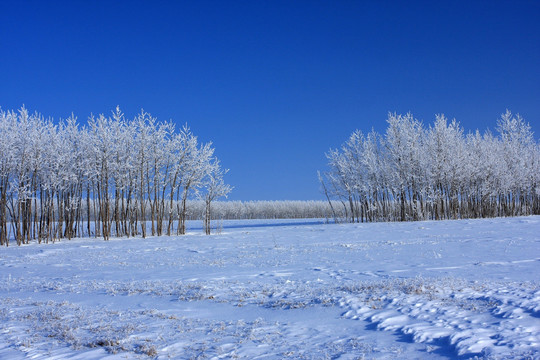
left=188, top=219, right=333, bottom=231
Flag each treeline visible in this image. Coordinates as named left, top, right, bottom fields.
left=188, top=200, right=346, bottom=220
left=320, top=111, right=540, bottom=223
left=0, top=107, right=231, bottom=246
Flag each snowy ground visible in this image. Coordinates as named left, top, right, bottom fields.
left=0, top=217, right=539, bottom=359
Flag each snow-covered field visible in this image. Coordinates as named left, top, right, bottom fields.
left=0, top=217, right=539, bottom=359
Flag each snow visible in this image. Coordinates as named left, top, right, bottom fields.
left=1, top=216, right=539, bottom=359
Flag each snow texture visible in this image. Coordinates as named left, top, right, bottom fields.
left=0, top=216, right=539, bottom=359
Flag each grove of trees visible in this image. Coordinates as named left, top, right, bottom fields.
left=320, top=111, right=540, bottom=223
left=0, top=107, right=231, bottom=246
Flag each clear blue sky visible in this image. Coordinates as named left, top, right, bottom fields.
left=1, top=1, right=539, bottom=200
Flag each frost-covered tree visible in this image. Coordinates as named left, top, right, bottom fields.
left=425, top=115, right=467, bottom=219
left=165, top=125, right=195, bottom=236
left=496, top=110, right=538, bottom=215
left=177, top=139, right=214, bottom=235
left=202, top=159, right=232, bottom=235
left=384, top=113, right=426, bottom=221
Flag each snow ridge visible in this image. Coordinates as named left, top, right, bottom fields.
left=340, top=278, right=540, bottom=358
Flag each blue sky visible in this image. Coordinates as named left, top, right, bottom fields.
left=1, top=1, right=539, bottom=200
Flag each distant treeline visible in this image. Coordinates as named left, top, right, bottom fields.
left=320, top=111, right=540, bottom=223
left=205, top=200, right=344, bottom=220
